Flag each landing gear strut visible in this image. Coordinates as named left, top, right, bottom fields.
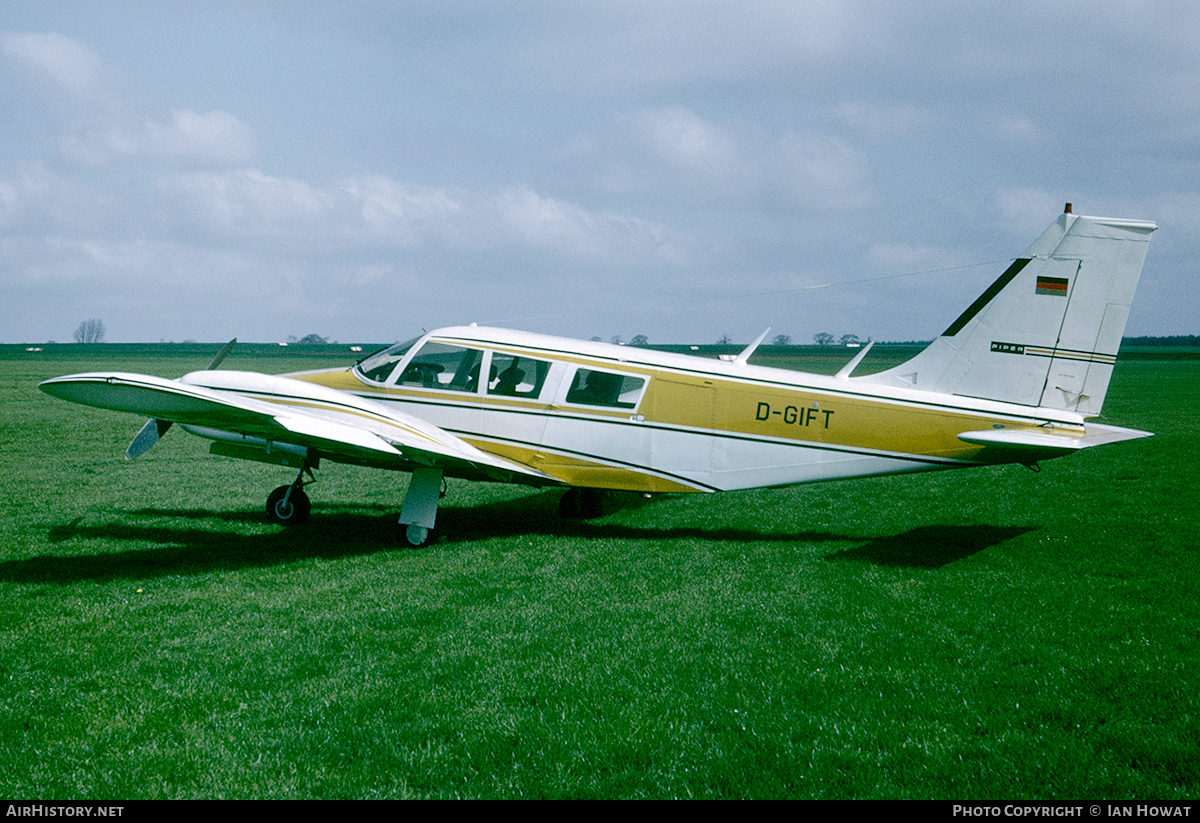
left=266, top=460, right=316, bottom=525
left=396, top=467, right=444, bottom=547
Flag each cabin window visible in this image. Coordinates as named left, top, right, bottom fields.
left=354, top=337, right=420, bottom=384
left=565, top=368, right=646, bottom=409
left=486, top=352, right=551, bottom=398
left=396, top=342, right=484, bottom=393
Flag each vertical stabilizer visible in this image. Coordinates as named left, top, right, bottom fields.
left=861, top=211, right=1155, bottom=415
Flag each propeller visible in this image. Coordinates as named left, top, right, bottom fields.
left=124, top=338, right=236, bottom=460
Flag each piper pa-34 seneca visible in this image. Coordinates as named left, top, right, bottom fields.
left=41, top=207, right=1156, bottom=546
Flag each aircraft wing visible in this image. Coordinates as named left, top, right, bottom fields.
left=38, top=371, right=557, bottom=484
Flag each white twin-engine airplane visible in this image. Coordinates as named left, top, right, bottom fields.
left=41, top=207, right=1155, bottom=546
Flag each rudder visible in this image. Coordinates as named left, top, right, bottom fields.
left=861, top=209, right=1156, bottom=415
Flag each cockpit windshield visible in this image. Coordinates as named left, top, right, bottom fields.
left=354, top=337, right=420, bottom=384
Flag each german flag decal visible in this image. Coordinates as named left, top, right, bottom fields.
left=1036, top=276, right=1069, bottom=297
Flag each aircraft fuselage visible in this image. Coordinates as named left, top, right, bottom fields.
left=276, top=325, right=1091, bottom=494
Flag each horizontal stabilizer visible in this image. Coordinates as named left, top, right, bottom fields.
left=958, top=423, right=1152, bottom=458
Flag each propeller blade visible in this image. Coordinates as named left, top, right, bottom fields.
left=206, top=338, right=237, bottom=370
left=126, top=418, right=173, bottom=461
left=123, top=339, right=235, bottom=460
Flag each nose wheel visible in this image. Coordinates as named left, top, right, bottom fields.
left=396, top=467, right=443, bottom=547
left=398, top=523, right=434, bottom=547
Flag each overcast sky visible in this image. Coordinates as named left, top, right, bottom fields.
left=3, top=1, right=1197, bottom=345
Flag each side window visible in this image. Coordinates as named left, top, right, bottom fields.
left=397, top=343, right=484, bottom=393
left=565, top=368, right=646, bottom=409
left=487, top=353, right=551, bottom=398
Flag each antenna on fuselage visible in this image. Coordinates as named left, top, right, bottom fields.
left=733, top=328, right=771, bottom=366
left=835, top=341, right=874, bottom=379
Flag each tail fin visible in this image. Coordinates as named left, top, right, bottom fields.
left=861, top=210, right=1155, bottom=415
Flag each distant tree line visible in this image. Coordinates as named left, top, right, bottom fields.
left=813, top=332, right=867, bottom=346
left=74, top=319, right=106, bottom=343
left=49, top=323, right=1197, bottom=348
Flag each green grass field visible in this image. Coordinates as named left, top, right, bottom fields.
left=1, top=344, right=1196, bottom=798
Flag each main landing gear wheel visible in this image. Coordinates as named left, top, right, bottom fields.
left=266, top=485, right=311, bottom=525
left=559, top=487, right=606, bottom=520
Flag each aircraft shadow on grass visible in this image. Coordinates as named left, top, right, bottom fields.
left=6, top=492, right=1037, bottom=584
left=824, top=524, right=1038, bottom=569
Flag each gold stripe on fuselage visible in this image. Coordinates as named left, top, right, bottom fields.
left=456, top=439, right=703, bottom=493
left=289, top=342, right=1079, bottom=491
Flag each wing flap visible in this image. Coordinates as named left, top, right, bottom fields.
left=272, top=414, right=402, bottom=457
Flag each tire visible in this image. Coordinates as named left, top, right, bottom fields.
left=559, top=488, right=605, bottom=520
left=266, top=485, right=311, bottom=525
left=398, top=523, right=434, bottom=547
